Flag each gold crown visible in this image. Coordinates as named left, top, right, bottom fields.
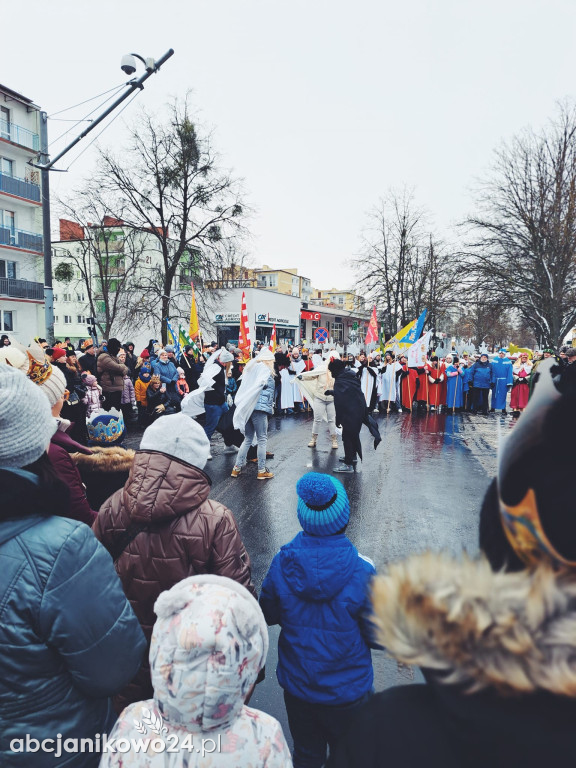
left=26, top=351, right=53, bottom=386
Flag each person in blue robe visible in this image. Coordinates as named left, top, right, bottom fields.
left=445, top=355, right=464, bottom=410
left=491, top=349, right=514, bottom=412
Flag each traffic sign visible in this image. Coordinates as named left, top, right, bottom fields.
left=315, top=327, right=329, bottom=343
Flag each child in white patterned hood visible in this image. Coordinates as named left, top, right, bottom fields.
left=99, top=575, right=292, bottom=768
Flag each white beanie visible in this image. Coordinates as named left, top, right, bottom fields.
left=0, top=366, right=57, bottom=468
left=140, top=413, right=211, bottom=469
left=37, top=365, right=67, bottom=407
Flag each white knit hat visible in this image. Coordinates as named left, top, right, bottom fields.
left=140, top=413, right=211, bottom=469
left=37, top=365, right=67, bottom=407
left=25, top=342, right=67, bottom=407
left=0, top=366, right=57, bottom=468
left=217, top=347, right=234, bottom=363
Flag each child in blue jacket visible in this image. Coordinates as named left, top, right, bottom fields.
left=260, top=472, right=378, bottom=767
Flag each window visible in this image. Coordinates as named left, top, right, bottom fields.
left=0, top=107, right=10, bottom=140
left=338, top=296, right=344, bottom=305
left=53, top=293, right=58, bottom=302
left=1, top=157, right=13, bottom=176
left=63, top=293, right=72, bottom=302
left=2, top=310, right=13, bottom=331
left=0, top=209, right=15, bottom=243
left=64, top=315, right=72, bottom=324
left=77, top=315, right=83, bottom=324
left=0, top=259, right=16, bottom=278
left=76, top=293, right=85, bottom=302
left=54, top=315, right=59, bottom=323
left=332, top=320, right=344, bottom=342
left=268, top=274, right=277, bottom=287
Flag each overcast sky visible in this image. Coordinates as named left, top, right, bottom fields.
left=4, top=0, right=576, bottom=290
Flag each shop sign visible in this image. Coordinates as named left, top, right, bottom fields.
left=214, top=313, right=240, bottom=323
left=301, top=310, right=321, bottom=321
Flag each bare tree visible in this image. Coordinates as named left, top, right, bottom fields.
left=353, top=189, right=458, bottom=338
left=53, top=201, right=146, bottom=339
left=463, top=103, right=576, bottom=348
left=91, top=97, right=248, bottom=343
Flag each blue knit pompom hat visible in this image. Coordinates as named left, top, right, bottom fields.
left=296, top=472, right=350, bottom=536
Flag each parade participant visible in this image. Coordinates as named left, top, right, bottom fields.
left=327, top=358, right=381, bottom=473
left=0, top=366, right=146, bottom=768
left=97, top=337, right=129, bottom=411
left=231, top=347, right=276, bottom=480
left=490, top=349, right=513, bottom=413
left=0, top=333, right=10, bottom=346
left=445, top=354, right=464, bottom=411
left=330, top=359, right=576, bottom=768
left=296, top=354, right=339, bottom=449
left=510, top=352, right=532, bottom=414
left=302, top=347, right=314, bottom=371
left=100, top=576, right=291, bottom=768
left=470, top=352, right=492, bottom=415
left=63, top=336, right=75, bottom=355
left=261, top=473, right=378, bottom=768
left=357, top=351, right=379, bottom=410
left=288, top=348, right=307, bottom=412
left=94, top=413, right=256, bottom=711
left=427, top=356, right=446, bottom=411
left=398, top=354, right=419, bottom=413
left=461, top=355, right=474, bottom=411
left=146, top=374, right=177, bottom=421
left=379, top=352, right=401, bottom=413
left=201, top=347, right=234, bottom=442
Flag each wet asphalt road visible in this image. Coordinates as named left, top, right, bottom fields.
left=168, top=407, right=503, bottom=744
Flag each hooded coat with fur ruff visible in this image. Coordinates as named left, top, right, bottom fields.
left=329, top=552, right=576, bottom=768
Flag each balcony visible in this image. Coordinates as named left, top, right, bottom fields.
left=0, top=172, right=41, bottom=203
left=0, top=227, right=43, bottom=252
left=0, top=119, right=40, bottom=152
left=0, top=277, right=44, bottom=300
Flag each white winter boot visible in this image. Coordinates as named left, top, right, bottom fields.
left=308, top=434, right=318, bottom=448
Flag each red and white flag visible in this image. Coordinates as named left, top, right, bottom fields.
left=269, top=323, right=277, bottom=352
left=364, top=305, right=379, bottom=345
left=239, top=291, right=252, bottom=363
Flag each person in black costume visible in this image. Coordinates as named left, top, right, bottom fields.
left=327, top=359, right=381, bottom=473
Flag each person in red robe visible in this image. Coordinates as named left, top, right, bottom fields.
left=416, top=365, right=430, bottom=413
left=398, top=354, right=419, bottom=412
left=427, top=356, right=446, bottom=410
left=510, top=353, right=533, bottom=414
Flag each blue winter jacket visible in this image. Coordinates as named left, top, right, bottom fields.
left=0, top=515, right=146, bottom=767
left=255, top=374, right=276, bottom=414
left=152, top=358, right=179, bottom=384
left=260, top=532, right=377, bottom=705
left=470, top=360, right=492, bottom=389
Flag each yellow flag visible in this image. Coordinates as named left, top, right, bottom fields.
left=384, top=318, right=417, bottom=351
left=189, top=282, right=200, bottom=341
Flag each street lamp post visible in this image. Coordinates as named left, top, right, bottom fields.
left=35, top=49, right=174, bottom=342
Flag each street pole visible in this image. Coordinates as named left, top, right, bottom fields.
left=39, top=111, right=54, bottom=343
left=32, top=48, right=174, bottom=344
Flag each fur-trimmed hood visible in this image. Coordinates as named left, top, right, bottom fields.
left=70, top=446, right=135, bottom=473
left=372, top=552, right=576, bottom=697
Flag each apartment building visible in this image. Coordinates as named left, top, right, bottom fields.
left=52, top=218, right=198, bottom=348
left=0, top=84, right=44, bottom=341
left=220, top=264, right=312, bottom=301
left=310, top=287, right=364, bottom=312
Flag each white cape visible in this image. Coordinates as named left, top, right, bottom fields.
left=233, top=361, right=272, bottom=434
left=279, top=368, right=294, bottom=409
left=181, top=362, right=220, bottom=418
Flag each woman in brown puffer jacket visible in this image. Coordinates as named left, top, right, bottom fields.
left=93, top=412, right=255, bottom=711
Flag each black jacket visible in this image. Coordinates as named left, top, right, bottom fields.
left=204, top=364, right=226, bottom=406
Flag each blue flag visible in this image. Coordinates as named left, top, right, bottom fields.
left=400, top=309, right=427, bottom=345
left=165, top=318, right=182, bottom=359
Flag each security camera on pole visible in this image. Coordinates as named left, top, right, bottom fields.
left=33, top=49, right=174, bottom=343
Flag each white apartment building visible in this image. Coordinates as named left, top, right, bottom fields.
left=0, top=84, right=45, bottom=342
left=52, top=219, right=199, bottom=350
